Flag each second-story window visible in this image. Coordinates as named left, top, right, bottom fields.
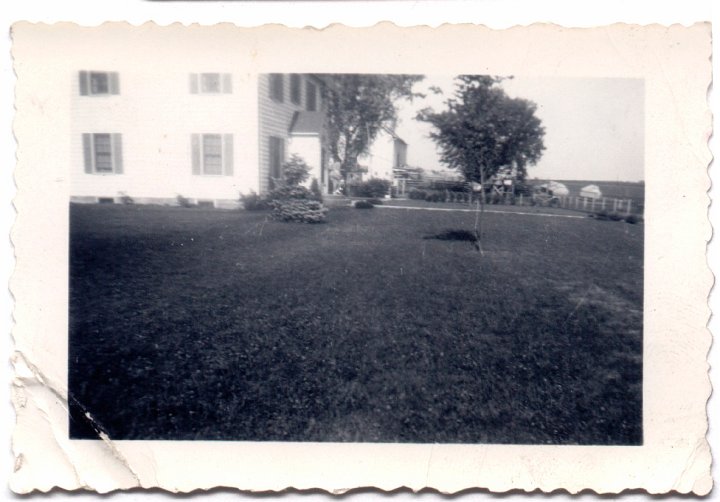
left=79, top=71, right=120, bottom=96
left=270, top=74, right=284, bottom=102
left=189, top=73, right=233, bottom=94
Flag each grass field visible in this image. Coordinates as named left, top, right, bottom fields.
left=69, top=203, right=643, bottom=444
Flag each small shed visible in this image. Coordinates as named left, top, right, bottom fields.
left=580, top=184, right=603, bottom=199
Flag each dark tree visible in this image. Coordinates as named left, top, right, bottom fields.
left=417, top=75, right=545, bottom=183
left=322, top=74, right=424, bottom=181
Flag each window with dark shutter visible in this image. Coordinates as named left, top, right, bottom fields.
left=79, top=71, right=120, bottom=96
left=269, top=136, right=285, bottom=180
left=290, top=75, right=301, bottom=105
left=82, top=133, right=123, bottom=174
left=191, top=134, right=234, bottom=176
left=270, top=74, right=284, bottom=102
left=306, top=81, right=318, bottom=111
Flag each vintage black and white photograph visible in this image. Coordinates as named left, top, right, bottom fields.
left=67, top=64, right=644, bottom=443
left=10, top=22, right=712, bottom=494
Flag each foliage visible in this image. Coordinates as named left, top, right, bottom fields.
left=271, top=199, right=328, bottom=223
left=349, top=178, right=392, bottom=198
left=118, top=192, right=134, bottom=205
left=366, top=198, right=384, bottom=205
left=240, top=191, right=271, bottom=211
left=354, top=200, right=375, bottom=209
left=310, top=178, right=323, bottom=202
left=323, top=74, right=424, bottom=178
left=282, top=154, right=311, bottom=186
left=608, top=212, right=624, bottom=221
left=408, top=189, right=428, bottom=200
left=624, top=214, right=641, bottom=224
left=176, top=194, right=194, bottom=208
left=268, top=185, right=314, bottom=201
left=417, top=75, right=545, bottom=183
left=423, top=180, right=468, bottom=192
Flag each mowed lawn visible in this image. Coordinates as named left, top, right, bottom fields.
left=69, top=203, right=643, bottom=444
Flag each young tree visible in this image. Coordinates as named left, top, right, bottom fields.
left=417, top=75, right=545, bottom=184
left=322, top=74, right=424, bottom=184
left=417, top=76, right=545, bottom=252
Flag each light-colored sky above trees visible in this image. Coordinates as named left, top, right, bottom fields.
left=393, top=76, right=644, bottom=182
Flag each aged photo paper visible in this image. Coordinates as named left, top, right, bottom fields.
left=10, top=22, right=712, bottom=494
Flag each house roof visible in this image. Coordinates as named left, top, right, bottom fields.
left=289, top=112, right=324, bottom=136
left=381, top=126, right=407, bottom=145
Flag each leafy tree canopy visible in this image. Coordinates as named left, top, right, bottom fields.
left=322, top=74, right=424, bottom=177
left=417, top=75, right=545, bottom=183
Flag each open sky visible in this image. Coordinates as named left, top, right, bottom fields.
left=393, top=76, right=645, bottom=182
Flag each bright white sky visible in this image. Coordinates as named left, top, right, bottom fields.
left=393, top=76, right=645, bottom=182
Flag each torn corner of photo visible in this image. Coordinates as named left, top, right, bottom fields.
left=9, top=21, right=713, bottom=495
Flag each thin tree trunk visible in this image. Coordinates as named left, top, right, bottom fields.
left=474, top=167, right=485, bottom=255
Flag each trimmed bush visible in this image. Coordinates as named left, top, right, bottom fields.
left=366, top=198, right=383, bottom=205
left=354, top=200, right=375, bottom=209
left=408, top=189, right=427, bottom=200
left=349, top=178, right=391, bottom=198
left=608, top=212, right=624, bottom=221
left=282, top=155, right=311, bottom=186
left=624, top=214, right=642, bottom=224
left=310, top=178, right=323, bottom=202
left=425, top=192, right=446, bottom=203
left=271, top=199, right=327, bottom=223
left=240, top=191, right=270, bottom=211
left=176, top=194, right=194, bottom=208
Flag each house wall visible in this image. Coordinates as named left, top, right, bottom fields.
left=361, top=133, right=395, bottom=182
left=288, top=136, right=323, bottom=186
left=257, top=74, right=323, bottom=193
left=71, top=63, right=260, bottom=205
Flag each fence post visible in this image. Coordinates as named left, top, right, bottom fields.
left=519, top=194, right=524, bottom=206
left=601, top=198, right=606, bottom=211
left=626, top=200, right=632, bottom=215
left=591, top=198, right=595, bottom=212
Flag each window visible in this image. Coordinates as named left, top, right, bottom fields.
left=290, top=75, right=301, bottom=105
left=306, top=81, right=318, bottom=111
left=270, top=74, right=284, bottom=102
left=269, top=136, right=285, bottom=181
left=189, top=73, right=232, bottom=94
left=191, top=134, right=234, bottom=176
left=82, top=133, right=123, bottom=174
left=79, top=71, right=120, bottom=96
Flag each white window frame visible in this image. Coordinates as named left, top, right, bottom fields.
left=191, top=134, right=234, bottom=176
left=82, top=133, right=123, bottom=175
left=79, top=71, right=120, bottom=96
left=189, top=73, right=233, bottom=94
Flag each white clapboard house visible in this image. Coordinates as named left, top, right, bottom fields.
left=357, top=127, right=408, bottom=184
left=72, top=70, right=331, bottom=208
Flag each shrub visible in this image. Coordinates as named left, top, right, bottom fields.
left=268, top=185, right=313, bottom=201
left=425, top=191, right=445, bottom=203
left=350, top=178, right=391, bottom=198
left=624, top=214, right=642, bottom=224
left=366, top=198, right=383, bottom=205
left=408, top=189, right=427, bottom=200
left=282, top=155, right=311, bottom=186
left=240, top=191, right=270, bottom=211
left=354, top=200, right=374, bottom=209
left=309, top=178, right=323, bottom=202
left=593, top=210, right=609, bottom=220
left=176, top=194, right=194, bottom=208
left=118, top=192, right=134, bottom=205
left=608, top=212, right=624, bottom=221
left=271, top=199, right=327, bottom=223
